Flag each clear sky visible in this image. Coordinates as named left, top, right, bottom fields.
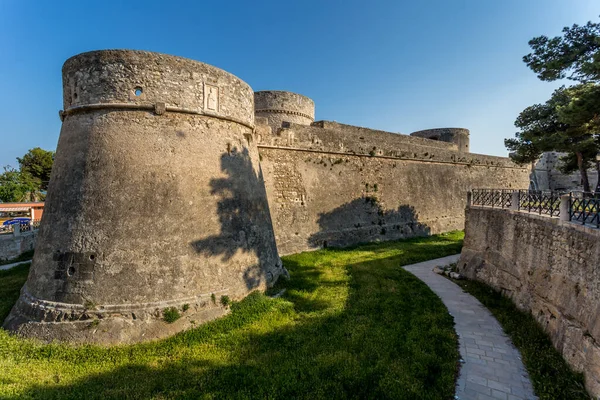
left=1, top=0, right=599, bottom=167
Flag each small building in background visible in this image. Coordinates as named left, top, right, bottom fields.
left=0, top=202, right=44, bottom=224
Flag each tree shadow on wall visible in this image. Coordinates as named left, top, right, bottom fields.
left=308, top=197, right=431, bottom=249
left=190, top=147, right=280, bottom=290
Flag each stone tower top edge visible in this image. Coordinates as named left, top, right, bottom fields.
left=254, top=90, right=315, bottom=120
left=410, top=128, right=470, bottom=152
left=62, top=49, right=254, bottom=127
left=410, top=127, right=470, bottom=136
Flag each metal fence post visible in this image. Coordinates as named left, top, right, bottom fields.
left=466, top=191, right=472, bottom=207
left=559, top=194, right=570, bottom=222
left=510, top=191, right=519, bottom=211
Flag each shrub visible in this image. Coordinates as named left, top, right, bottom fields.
left=162, top=307, right=181, bottom=323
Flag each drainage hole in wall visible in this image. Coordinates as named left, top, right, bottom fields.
left=134, top=87, right=143, bottom=96
left=89, top=254, right=95, bottom=261
left=67, top=267, right=76, bottom=276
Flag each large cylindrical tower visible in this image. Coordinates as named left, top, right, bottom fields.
left=254, top=91, right=314, bottom=132
left=410, top=128, right=470, bottom=152
left=4, top=50, right=283, bottom=344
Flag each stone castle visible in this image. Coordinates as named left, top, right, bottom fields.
left=3, top=50, right=530, bottom=344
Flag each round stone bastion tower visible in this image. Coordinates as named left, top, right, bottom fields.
left=410, top=128, right=470, bottom=152
left=254, top=90, right=315, bottom=132
left=3, top=50, right=284, bottom=345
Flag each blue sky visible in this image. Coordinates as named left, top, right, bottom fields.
left=1, top=1, right=599, bottom=167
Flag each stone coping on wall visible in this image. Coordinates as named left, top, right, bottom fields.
left=469, top=204, right=600, bottom=234
left=257, top=121, right=526, bottom=170
left=311, top=120, right=457, bottom=150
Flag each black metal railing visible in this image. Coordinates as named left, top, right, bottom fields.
left=518, top=190, right=562, bottom=217
left=470, top=189, right=600, bottom=229
left=471, top=189, right=514, bottom=208
left=569, top=192, right=600, bottom=228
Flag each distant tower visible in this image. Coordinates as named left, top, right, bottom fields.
left=3, top=50, right=283, bottom=344
left=410, top=128, right=470, bottom=152
left=254, top=91, right=315, bottom=133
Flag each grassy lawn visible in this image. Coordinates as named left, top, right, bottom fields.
left=0, top=263, right=30, bottom=322
left=0, top=232, right=463, bottom=400
left=0, top=249, right=34, bottom=266
left=454, top=279, right=590, bottom=400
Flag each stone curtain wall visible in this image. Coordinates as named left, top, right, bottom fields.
left=0, top=231, right=37, bottom=262
left=257, top=121, right=530, bottom=255
left=458, top=207, right=600, bottom=397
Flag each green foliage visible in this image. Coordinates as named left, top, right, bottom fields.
left=516, top=17, right=600, bottom=191
left=506, top=84, right=600, bottom=191
left=0, top=232, right=464, bottom=399
left=182, top=303, right=190, bottom=312
left=162, top=307, right=181, bottom=323
left=455, top=279, right=590, bottom=400
left=17, top=148, right=55, bottom=191
left=524, top=19, right=600, bottom=83
left=557, top=148, right=596, bottom=175
left=0, top=166, right=40, bottom=202
left=0, top=147, right=54, bottom=202
left=220, top=295, right=231, bottom=307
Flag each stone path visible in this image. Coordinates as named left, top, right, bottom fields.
left=0, top=259, right=31, bottom=271
left=404, top=255, right=537, bottom=400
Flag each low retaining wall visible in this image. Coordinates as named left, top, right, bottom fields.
left=458, top=206, right=600, bottom=397
left=0, top=231, right=37, bottom=261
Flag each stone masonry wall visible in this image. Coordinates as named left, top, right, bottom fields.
left=0, top=231, right=37, bottom=262
left=458, top=207, right=600, bottom=397
left=255, top=91, right=314, bottom=133
left=533, top=151, right=598, bottom=191
left=257, top=121, right=530, bottom=255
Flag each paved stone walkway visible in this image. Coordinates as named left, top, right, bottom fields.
left=0, top=259, right=31, bottom=271
left=404, top=255, right=537, bottom=400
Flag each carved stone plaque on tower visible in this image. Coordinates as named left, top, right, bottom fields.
left=204, top=83, right=219, bottom=112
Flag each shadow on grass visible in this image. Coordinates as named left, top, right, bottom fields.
left=1, top=234, right=463, bottom=400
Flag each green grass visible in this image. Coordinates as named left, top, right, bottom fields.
left=0, top=263, right=30, bottom=321
left=0, top=232, right=464, bottom=400
left=0, top=249, right=34, bottom=266
left=454, top=279, right=590, bottom=400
